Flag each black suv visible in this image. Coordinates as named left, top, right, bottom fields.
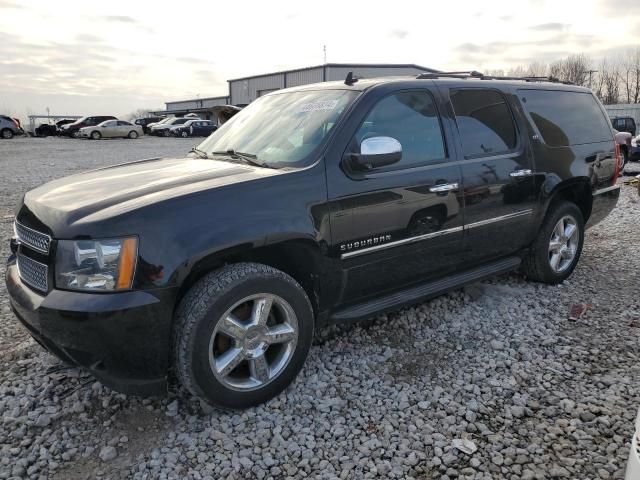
left=611, top=116, right=636, bottom=136
left=6, top=73, right=621, bottom=408
left=60, top=116, right=117, bottom=137
left=134, top=116, right=165, bottom=134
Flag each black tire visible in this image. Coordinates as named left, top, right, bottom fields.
left=1, top=128, right=14, bottom=139
left=173, top=263, right=314, bottom=409
left=128, top=131, right=138, bottom=139
left=163, top=130, right=171, bottom=137
left=90, top=131, right=101, bottom=140
left=521, top=201, right=584, bottom=284
left=181, top=131, right=189, bottom=138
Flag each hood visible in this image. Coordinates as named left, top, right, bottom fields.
left=20, top=157, right=282, bottom=235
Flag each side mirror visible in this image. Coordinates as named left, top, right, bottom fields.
left=348, top=136, right=402, bottom=170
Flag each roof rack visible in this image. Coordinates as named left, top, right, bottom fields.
left=416, top=71, right=574, bottom=85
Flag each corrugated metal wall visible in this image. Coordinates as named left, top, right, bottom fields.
left=326, top=65, right=427, bottom=81
left=230, top=74, right=286, bottom=105
left=285, top=67, right=324, bottom=87
left=166, top=97, right=228, bottom=111
left=605, top=103, right=640, bottom=125
left=229, top=66, right=430, bottom=105
left=203, top=97, right=229, bottom=108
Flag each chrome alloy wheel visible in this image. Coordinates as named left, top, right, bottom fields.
left=548, top=215, right=579, bottom=273
left=209, top=294, right=298, bottom=391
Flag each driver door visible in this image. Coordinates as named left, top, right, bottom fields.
left=326, top=88, right=465, bottom=304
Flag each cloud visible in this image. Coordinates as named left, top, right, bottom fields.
left=529, top=22, right=569, bottom=31
left=599, top=0, right=640, bottom=16
left=75, top=34, right=104, bottom=43
left=0, top=0, right=23, bottom=9
left=104, top=15, right=137, bottom=24
left=389, top=29, right=409, bottom=40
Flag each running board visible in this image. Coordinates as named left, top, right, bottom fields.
left=330, top=256, right=521, bottom=324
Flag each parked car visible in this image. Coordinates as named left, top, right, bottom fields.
left=626, top=409, right=640, bottom=479
left=611, top=116, right=636, bottom=136
left=0, top=115, right=24, bottom=139
left=78, top=120, right=143, bottom=140
left=171, top=119, right=217, bottom=137
left=150, top=116, right=200, bottom=136
left=134, top=116, right=165, bottom=134
left=34, top=119, right=76, bottom=137
left=6, top=74, right=621, bottom=409
left=60, top=116, right=117, bottom=137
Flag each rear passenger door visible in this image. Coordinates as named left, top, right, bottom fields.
left=327, top=88, right=465, bottom=303
left=447, top=87, right=538, bottom=264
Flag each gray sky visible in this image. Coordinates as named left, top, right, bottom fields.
left=1, top=0, right=639, bottom=120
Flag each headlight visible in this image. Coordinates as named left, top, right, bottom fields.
left=55, top=237, right=137, bottom=291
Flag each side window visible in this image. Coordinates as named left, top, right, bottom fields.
left=518, top=89, right=612, bottom=147
left=351, top=90, right=446, bottom=169
left=450, top=89, right=517, bottom=158
left=103, top=121, right=116, bottom=127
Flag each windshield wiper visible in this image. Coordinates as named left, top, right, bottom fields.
left=189, top=147, right=209, bottom=159
left=210, top=149, right=271, bottom=168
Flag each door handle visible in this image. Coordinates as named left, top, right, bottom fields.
left=510, top=169, right=533, bottom=177
left=429, top=183, right=459, bottom=193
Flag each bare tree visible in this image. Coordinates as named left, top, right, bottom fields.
left=619, top=47, right=640, bottom=104
left=124, top=108, right=160, bottom=122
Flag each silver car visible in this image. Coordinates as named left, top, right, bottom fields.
left=0, top=115, right=24, bottom=139
left=79, top=120, right=144, bottom=140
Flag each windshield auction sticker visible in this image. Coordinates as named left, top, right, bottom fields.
left=299, top=99, right=340, bottom=112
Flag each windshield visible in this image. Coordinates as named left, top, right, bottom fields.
left=197, top=89, right=359, bottom=168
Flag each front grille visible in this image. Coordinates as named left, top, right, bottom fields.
left=17, top=253, right=48, bottom=292
left=14, top=221, right=51, bottom=254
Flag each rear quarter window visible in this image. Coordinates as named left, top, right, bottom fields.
left=518, top=89, right=612, bottom=147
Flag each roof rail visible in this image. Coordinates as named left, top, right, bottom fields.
left=417, top=71, right=574, bottom=85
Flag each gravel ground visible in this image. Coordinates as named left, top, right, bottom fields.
left=1, top=137, right=639, bottom=479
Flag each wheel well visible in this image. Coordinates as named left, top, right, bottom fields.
left=548, top=180, right=592, bottom=222
left=175, top=240, right=323, bottom=316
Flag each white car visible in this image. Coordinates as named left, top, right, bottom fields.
left=626, top=409, right=640, bottom=479
left=79, top=120, right=143, bottom=140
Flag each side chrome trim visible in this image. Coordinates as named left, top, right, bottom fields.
left=593, top=185, right=620, bottom=196
left=341, top=226, right=463, bottom=259
left=340, top=209, right=534, bottom=260
left=465, top=209, right=533, bottom=230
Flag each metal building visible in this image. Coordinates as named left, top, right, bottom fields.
left=153, top=63, right=437, bottom=119
left=227, top=63, right=437, bottom=106
left=605, top=103, right=640, bottom=125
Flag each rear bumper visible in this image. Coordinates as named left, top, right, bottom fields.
left=5, top=258, right=176, bottom=396
left=586, top=185, right=620, bottom=229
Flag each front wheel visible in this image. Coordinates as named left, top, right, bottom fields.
left=181, top=131, right=189, bottom=138
left=1, top=128, right=14, bottom=139
left=173, top=263, right=314, bottom=409
left=128, top=130, right=138, bottom=139
left=90, top=131, right=101, bottom=140
left=521, top=201, right=584, bottom=284
left=163, top=130, right=171, bottom=137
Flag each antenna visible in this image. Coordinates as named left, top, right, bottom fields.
left=344, top=71, right=358, bottom=86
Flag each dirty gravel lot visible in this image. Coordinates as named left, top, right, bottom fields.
left=0, top=137, right=639, bottom=479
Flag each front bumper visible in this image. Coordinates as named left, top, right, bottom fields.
left=5, top=258, right=176, bottom=395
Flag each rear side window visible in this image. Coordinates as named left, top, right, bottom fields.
left=352, top=90, right=446, bottom=169
left=518, top=89, right=611, bottom=147
left=450, top=89, right=518, bottom=158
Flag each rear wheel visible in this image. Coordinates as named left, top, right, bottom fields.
left=128, top=130, right=138, bottom=139
left=521, top=201, right=584, bottom=284
left=1, top=128, right=13, bottom=139
left=181, top=131, right=189, bottom=138
left=163, top=130, right=171, bottom=137
left=90, top=131, right=101, bottom=140
left=173, top=263, right=314, bottom=409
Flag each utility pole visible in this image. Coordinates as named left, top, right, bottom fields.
left=323, top=45, right=327, bottom=64
left=588, top=69, right=598, bottom=89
